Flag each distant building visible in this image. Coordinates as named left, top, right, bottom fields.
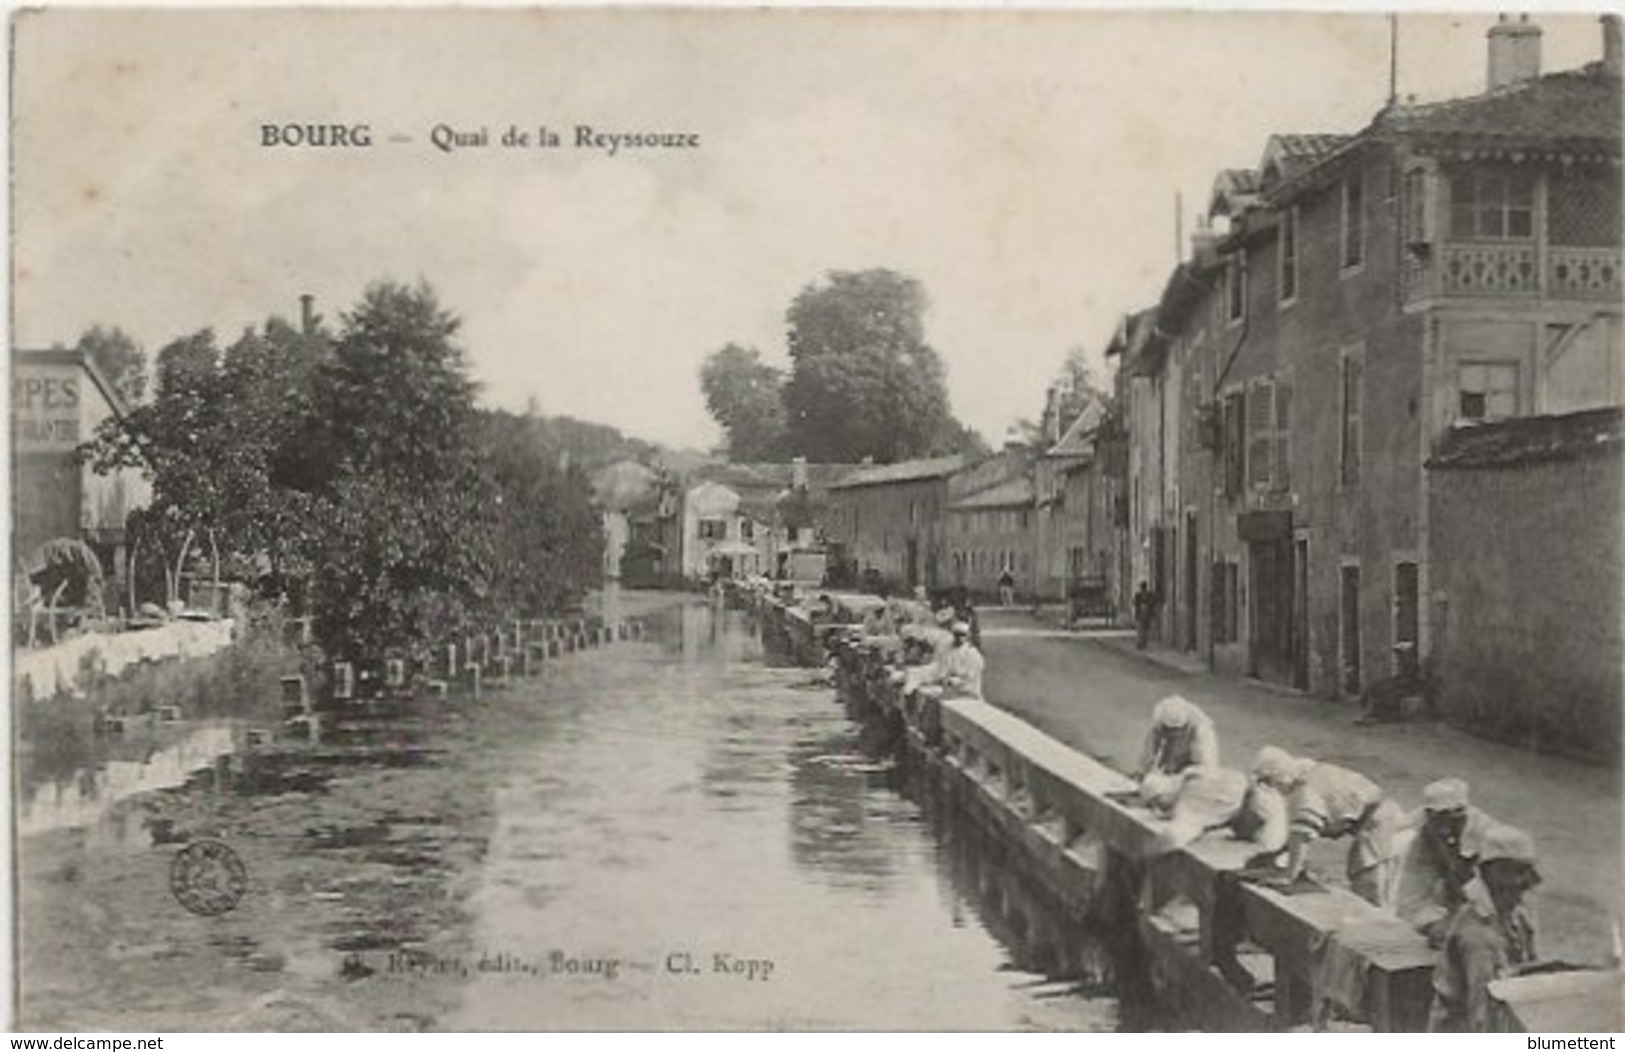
left=665, top=458, right=857, bottom=582
left=591, top=459, right=661, bottom=582
left=824, top=455, right=963, bottom=593
left=12, top=348, right=151, bottom=601
left=947, top=446, right=1036, bottom=600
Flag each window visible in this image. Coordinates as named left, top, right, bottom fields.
left=1226, top=252, right=1247, bottom=322
left=1340, top=349, right=1363, bottom=485
left=1278, top=207, right=1299, bottom=303
left=1221, top=390, right=1246, bottom=498
left=1342, top=172, right=1366, bottom=270
left=1449, top=170, right=1535, bottom=241
left=1246, top=377, right=1291, bottom=491
left=1458, top=362, right=1519, bottom=421
left=699, top=519, right=726, bottom=541
left=739, top=519, right=755, bottom=542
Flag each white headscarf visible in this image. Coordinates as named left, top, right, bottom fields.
left=1152, top=694, right=1199, bottom=729
left=1252, top=745, right=1312, bottom=789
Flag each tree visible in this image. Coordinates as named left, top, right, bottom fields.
left=82, top=329, right=237, bottom=605
left=302, top=281, right=495, bottom=662
left=699, top=343, right=787, bottom=461
left=75, top=325, right=146, bottom=405
left=479, top=411, right=604, bottom=614
left=782, top=269, right=960, bottom=463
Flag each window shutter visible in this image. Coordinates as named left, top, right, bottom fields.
left=1405, top=168, right=1436, bottom=248
left=1273, top=382, right=1292, bottom=490
left=1247, top=380, right=1275, bottom=489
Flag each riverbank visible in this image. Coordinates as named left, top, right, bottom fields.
left=16, top=590, right=694, bottom=1032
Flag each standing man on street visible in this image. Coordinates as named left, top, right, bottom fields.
left=997, top=567, right=1015, bottom=609
left=1132, top=581, right=1157, bottom=650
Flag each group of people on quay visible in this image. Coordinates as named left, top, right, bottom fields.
left=1134, top=696, right=1543, bottom=1032
left=796, top=584, right=1548, bottom=1033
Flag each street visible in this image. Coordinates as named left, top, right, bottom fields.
left=976, top=609, right=1624, bottom=967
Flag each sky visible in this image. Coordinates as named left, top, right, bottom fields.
left=10, top=7, right=1611, bottom=452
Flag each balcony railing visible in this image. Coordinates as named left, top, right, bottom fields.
left=1548, top=246, right=1622, bottom=300
left=1418, top=241, right=1622, bottom=302
left=1440, top=242, right=1538, bottom=296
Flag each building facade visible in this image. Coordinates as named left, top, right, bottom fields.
left=1115, top=17, right=1623, bottom=703
left=823, top=455, right=963, bottom=593
left=12, top=348, right=151, bottom=599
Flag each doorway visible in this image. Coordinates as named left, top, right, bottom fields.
left=1340, top=564, right=1362, bottom=696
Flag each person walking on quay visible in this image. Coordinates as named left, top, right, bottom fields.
left=1392, top=777, right=1497, bottom=946
left=1428, top=824, right=1542, bottom=1032
left=1132, top=581, right=1157, bottom=650
left=1249, top=746, right=1405, bottom=908
left=997, top=567, right=1015, bottom=609
left=1135, top=694, right=1220, bottom=808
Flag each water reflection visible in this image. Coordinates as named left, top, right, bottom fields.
left=17, top=724, right=237, bottom=842
left=450, top=601, right=1120, bottom=1030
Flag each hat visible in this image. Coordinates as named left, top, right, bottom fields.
left=1478, top=823, right=1538, bottom=865
left=934, top=607, right=955, bottom=626
left=1152, top=694, right=1197, bottom=728
left=1251, top=745, right=1309, bottom=788
left=951, top=620, right=971, bottom=636
left=1422, top=777, right=1470, bottom=813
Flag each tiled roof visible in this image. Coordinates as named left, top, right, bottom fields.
left=1382, top=65, right=1622, bottom=150
left=1262, top=134, right=1352, bottom=182
left=691, top=461, right=859, bottom=491
left=949, top=475, right=1035, bottom=510
left=828, top=455, right=965, bottom=489
left=1209, top=168, right=1263, bottom=218
left=1427, top=407, right=1624, bottom=470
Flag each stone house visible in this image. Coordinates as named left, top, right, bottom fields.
left=1117, top=16, right=1623, bottom=701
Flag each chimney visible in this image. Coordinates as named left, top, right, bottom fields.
left=1190, top=215, right=1219, bottom=268
left=1603, top=14, right=1622, bottom=77
left=791, top=456, right=808, bottom=490
left=1042, top=386, right=1061, bottom=444
left=1488, top=14, right=1542, bottom=91
left=299, top=293, right=317, bottom=337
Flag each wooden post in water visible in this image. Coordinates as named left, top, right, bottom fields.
left=466, top=660, right=482, bottom=699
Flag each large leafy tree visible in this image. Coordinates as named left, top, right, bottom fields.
left=699, top=343, right=787, bottom=461
left=82, top=279, right=613, bottom=666
left=302, top=282, right=495, bottom=663
left=781, top=269, right=961, bottom=463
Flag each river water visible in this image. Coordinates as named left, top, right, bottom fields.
left=447, top=600, right=1121, bottom=1030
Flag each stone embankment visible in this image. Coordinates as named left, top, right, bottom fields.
left=732, top=582, right=1622, bottom=1033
